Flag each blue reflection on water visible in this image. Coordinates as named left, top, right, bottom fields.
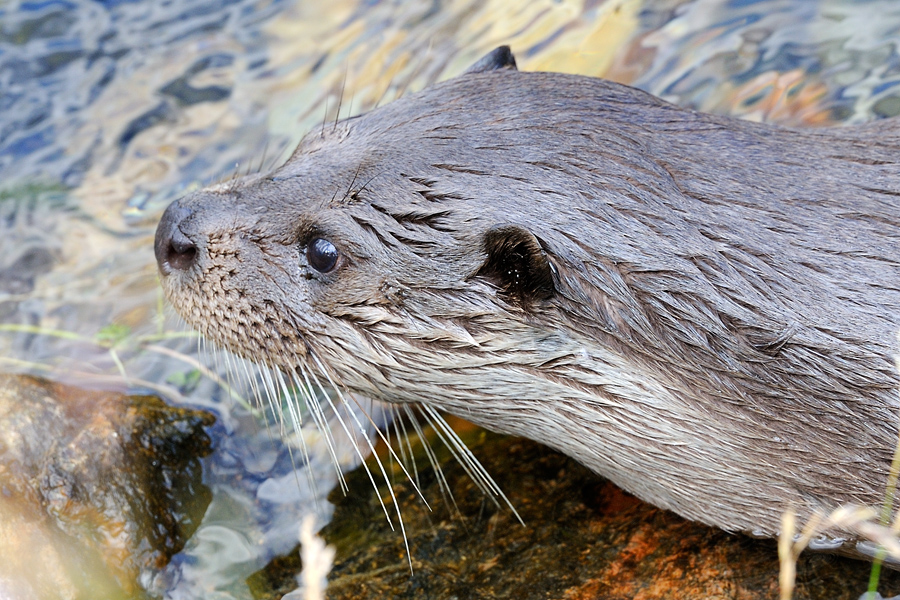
left=0, top=0, right=285, bottom=186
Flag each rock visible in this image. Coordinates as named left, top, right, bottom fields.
left=251, top=420, right=900, bottom=600
left=0, top=373, right=214, bottom=598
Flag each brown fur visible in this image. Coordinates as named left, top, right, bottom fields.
left=156, top=48, right=900, bottom=550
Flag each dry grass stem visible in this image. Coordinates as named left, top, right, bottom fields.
left=780, top=505, right=880, bottom=600
left=299, top=515, right=335, bottom=600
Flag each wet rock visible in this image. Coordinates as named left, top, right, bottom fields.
left=251, top=423, right=900, bottom=600
left=0, top=373, right=214, bottom=598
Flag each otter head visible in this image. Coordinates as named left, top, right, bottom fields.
left=154, top=47, right=574, bottom=421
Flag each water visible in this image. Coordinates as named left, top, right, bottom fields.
left=2, top=0, right=900, bottom=597
left=631, top=0, right=900, bottom=123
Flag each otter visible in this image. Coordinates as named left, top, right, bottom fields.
left=155, top=46, right=900, bottom=551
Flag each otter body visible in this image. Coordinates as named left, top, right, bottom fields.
left=156, top=48, right=900, bottom=544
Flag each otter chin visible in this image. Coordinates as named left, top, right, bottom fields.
left=155, top=46, right=900, bottom=555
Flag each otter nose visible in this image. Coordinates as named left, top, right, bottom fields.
left=155, top=202, right=197, bottom=275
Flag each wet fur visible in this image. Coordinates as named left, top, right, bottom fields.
left=157, top=49, right=900, bottom=546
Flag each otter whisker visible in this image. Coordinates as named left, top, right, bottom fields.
left=272, top=366, right=320, bottom=503
left=222, top=350, right=243, bottom=410
left=307, top=353, right=413, bottom=570
left=221, top=348, right=237, bottom=385
left=342, top=390, right=431, bottom=510
left=391, top=402, right=464, bottom=520
left=376, top=403, right=397, bottom=487
left=198, top=334, right=207, bottom=366
left=373, top=66, right=398, bottom=109
left=319, top=96, right=329, bottom=139
left=420, top=404, right=523, bottom=525
left=255, top=361, right=277, bottom=414
left=228, top=162, right=241, bottom=194
left=402, top=405, right=462, bottom=521
left=256, top=138, right=271, bottom=176
left=393, top=406, right=423, bottom=491
left=417, top=405, right=495, bottom=505
left=388, top=404, right=417, bottom=487
left=200, top=335, right=210, bottom=374
left=292, top=366, right=349, bottom=493
left=263, top=361, right=304, bottom=440
left=241, top=359, right=270, bottom=418
left=240, top=356, right=292, bottom=456
left=265, top=362, right=324, bottom=507
left=338, top=162, right=363, bottom=203
left=333, top=66, right=347, bottom=133
left=298, top=360, right=394, bottom=524
left=267, top=139, right=291, bottom=174
left=351, top=171, right=380, bottom=200
left=212, top=346, right=235, bottom=405
left=275, top=365, right=303, bottom=432
left=209, top=344, right=226, bottom=397
left=239, top=357, right=264, bottom=412
left=202, top=336, right=213, bottom=370
left=259, top=362, right=289, bottom=431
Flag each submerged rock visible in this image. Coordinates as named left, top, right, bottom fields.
left=0, top=373, right=214, bottom=598
left=251, top=421, right=900, bottom=600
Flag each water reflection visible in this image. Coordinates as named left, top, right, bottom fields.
left=0, top=0, right=285, bottom=186
left=629, top=0, right=900, bottom=123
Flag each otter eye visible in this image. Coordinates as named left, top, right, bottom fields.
left=306, top=238, right=339, bottom=273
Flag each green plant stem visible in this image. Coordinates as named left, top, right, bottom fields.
left=0, top=323, right=87, bottom=341
left=108, top=348, right=128, bottom=383
left=869, top=399, right=900, bottom=595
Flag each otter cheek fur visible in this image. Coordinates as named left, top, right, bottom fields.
left=156, top=47, right=900, bottom=549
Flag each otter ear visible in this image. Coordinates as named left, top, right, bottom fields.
left=464, top=46, right=518, bottom=74
left=476, top=224, right=556, bottom=307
